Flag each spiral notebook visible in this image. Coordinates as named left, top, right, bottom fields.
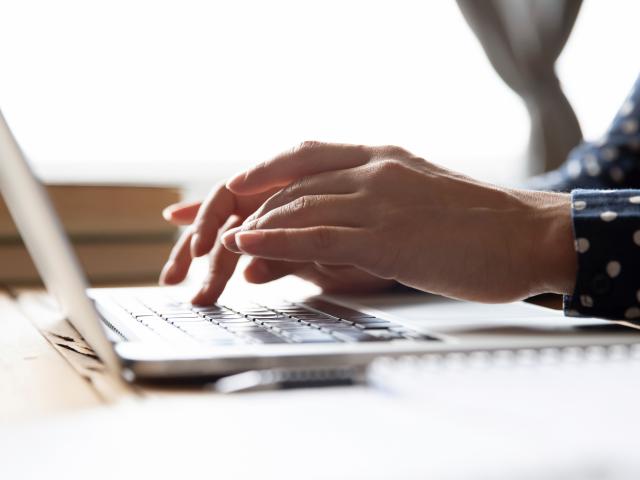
left=367, top=344, right=640, bottom=405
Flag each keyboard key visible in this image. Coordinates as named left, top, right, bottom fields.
left=275, top=324, right=312, bottom=331
left=226, top=325, right=267, bottom=333
left=205, top=312, right=246, bottom=319
left=137, top=316, right=195, bottom=343
left=241, top=331, right=287, bottom=344
left=288, top=331, right=338, bottom=343
left=331, top=330, right=385, bottom=343
left=301, top=299, right=377, bottom=321
left=163, top=314, right=202, bottom=320
left=290, top=314, right=334, bottom=322
left=352, top=321, right=403, bottom=330
left=364, top=329, right=406, bottom=340
left=119, top=303, right=154, bottom=317
left=191, top=305, right=227, bottom=312
left=257, top=318, right=296, bottom=324
left=208, top=316, right=253, bottom=323
left=183, top=328, right=237, bottom=341
left=306, top=321, right=346, bottom=329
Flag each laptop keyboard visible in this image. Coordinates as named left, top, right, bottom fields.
left=115, top=297, right=438, bottom=346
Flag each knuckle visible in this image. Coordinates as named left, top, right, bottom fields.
left=295, top=140, right=322, bottom=153
left=376, top=144, right=410, bottom=159
left=371, top=159, right=407, bottom=182
left=289, top=195, right=312, bottom=214
left=352, top=143, right=373, bottom=159
left=281, top=179, right=305, bottom=199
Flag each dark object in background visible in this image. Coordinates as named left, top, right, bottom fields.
left=457, top=0, right=583, bottom=174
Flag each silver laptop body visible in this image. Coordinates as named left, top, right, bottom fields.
left=2, top=110, right=637, bottom=381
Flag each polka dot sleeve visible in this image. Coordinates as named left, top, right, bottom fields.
left=528, top=73, right=640, bottom=193
left=565, top=189, right=640, bottom=320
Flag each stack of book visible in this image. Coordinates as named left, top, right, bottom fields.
left=0, top=184, right=181, bottom=285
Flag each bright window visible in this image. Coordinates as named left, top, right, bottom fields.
left=0, top=1, right=637, bottom=186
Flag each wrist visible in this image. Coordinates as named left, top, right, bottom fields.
left=517, top=190, right=577, bottom=295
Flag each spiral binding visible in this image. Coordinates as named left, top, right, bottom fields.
left=370, top=343, right=640, bottom=375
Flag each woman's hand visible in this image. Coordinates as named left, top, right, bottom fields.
left=160, top=156, right=395, bottom=305
left=219, top=141, right=577, bottom=303
left=159, top=186, right=277, bottom=304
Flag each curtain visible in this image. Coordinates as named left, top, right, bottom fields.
left=457, top=0, right=583, bottom=174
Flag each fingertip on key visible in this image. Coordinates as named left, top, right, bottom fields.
left=191, top=284, right=219, bottom=306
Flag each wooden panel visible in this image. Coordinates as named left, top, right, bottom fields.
left=0, top=290, right=102, bottom=422
left=15, top=289, right=137, bottom=404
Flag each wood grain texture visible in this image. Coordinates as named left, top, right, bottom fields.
left=0, top=289, right=102, bottom=422
left=15, top=289, right=138, bottom=404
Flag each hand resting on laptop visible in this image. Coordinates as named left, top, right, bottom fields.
left=160, top=142, right=576, bottom=306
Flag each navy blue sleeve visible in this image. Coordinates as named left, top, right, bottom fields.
left=523, top=72, right=640, bottom=320
left=528, top=74, right=640, bottom=193
left=565, top=189, right=640, bottom=320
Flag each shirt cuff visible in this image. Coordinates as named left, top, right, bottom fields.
left=564, top=189, right=640, bottom=320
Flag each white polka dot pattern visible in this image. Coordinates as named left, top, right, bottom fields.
left=606, top=261, right=621, bottom=278
left=542, top=75, right=640, bottom=321
left=600, top=211, right=617, bottom=222
left=567, top=188, right=640, bottom=320
left=575, top=238, right=590, bottom=253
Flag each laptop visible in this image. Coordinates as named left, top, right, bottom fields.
left=2, top=110, right=638, bottom=382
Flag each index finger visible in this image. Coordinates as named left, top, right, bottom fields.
left=225, top=141, right=370, bottom=195
left=190, top=183, right=236, bottom=258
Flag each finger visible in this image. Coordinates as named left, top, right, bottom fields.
left=191, top=216, right=243, bottom=305
left=159, top=227, right=195, bottom=285
left=234, top=227, right=370, bottom=267
left=226, top=141, right=370, bottom=195
left=162, top=201, right=202, bottom=225
left=224, top=194, right=366, bottom=253
left=243, top=168, right=360, bottom=224
left=243, top=258, right=307, bottom=284
left=190, top=183, right=237, bottom=258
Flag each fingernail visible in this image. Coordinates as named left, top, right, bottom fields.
left=226, top=172, right=246, bottom=191
left=236, top=231, right=264, bottom=252
left=190, top=233, right=202, bottom=257
left=221, top=229, right=240, bottom=252
left=162, top=206, right=175, bottom=221
left=159, top=262, right=175, bottom=285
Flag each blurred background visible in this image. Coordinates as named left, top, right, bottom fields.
left=0, top=0, right=638, bottom=189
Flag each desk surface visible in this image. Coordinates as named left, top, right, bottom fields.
left=6, top=279, right=640, bottom=479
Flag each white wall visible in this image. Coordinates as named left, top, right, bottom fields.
left=0, top=0, right=637, bottom=187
